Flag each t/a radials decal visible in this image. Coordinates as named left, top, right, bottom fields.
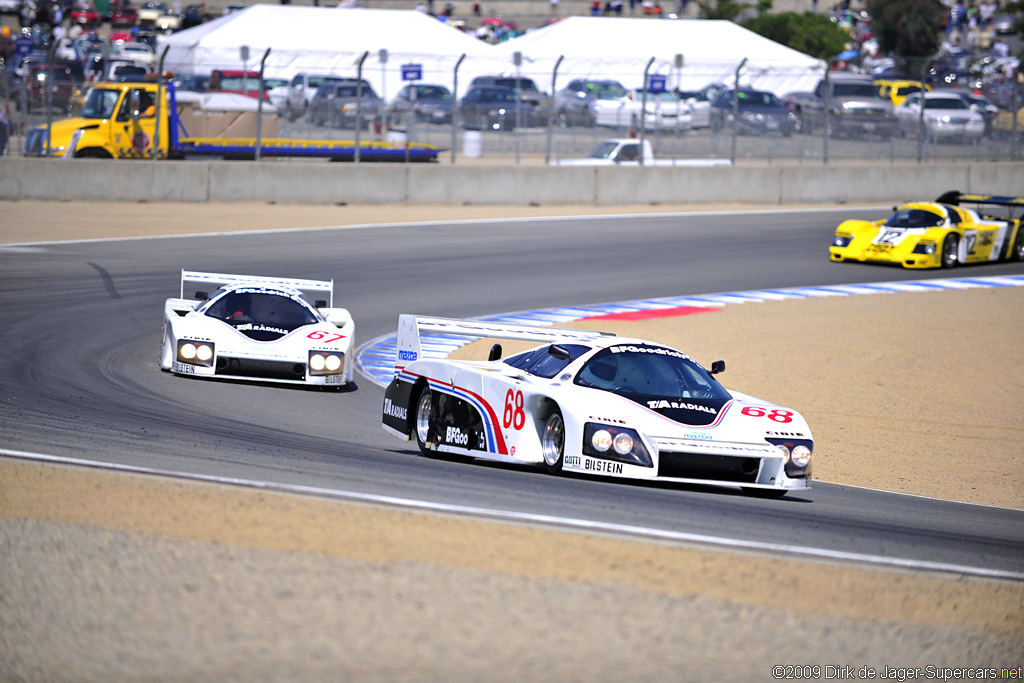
left=383, top=397, right=407, bottom=421
left=646, top=399, right=716, bottom=415
left=740, top=406, right=794, bottom=423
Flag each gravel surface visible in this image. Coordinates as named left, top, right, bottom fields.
left=2, top=201, right=1022, bottom=682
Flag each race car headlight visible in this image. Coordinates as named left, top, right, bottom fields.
left=790, top=445, right=811, bottom=467
left=583, top=423, right=652, bottom=468
left=309, top=351, right=344, bottom=375
left=177, top=340, right=215, bottom=366
left=912, top=241, right=937, bottom=254
left=832, top=234, right=853, bottom=248
left=766, top=437, right=812, bottom=478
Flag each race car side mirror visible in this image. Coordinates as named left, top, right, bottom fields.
left=194, top=290, right=209, bottom=300
left=315, top=299, right=327, bottom=308
left=710, top=360, right=725, bottom=375
left=548, top=344, right=570, bottom=360
left=488, top=343, right=502, bottom=361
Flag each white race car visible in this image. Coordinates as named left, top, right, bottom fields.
left=161, top=271, right=355, bottom=388
left=381, top=316, right=812, bottom=497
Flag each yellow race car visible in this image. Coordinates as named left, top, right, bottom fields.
left=830, top=192, right=1024, bottom=269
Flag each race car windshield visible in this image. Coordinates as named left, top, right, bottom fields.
left=503, top=344, right=591, bottom=379
left=574, top=345, right=731, bottom=401
left=884, top=208, right=944, bottom=228
left=202, top=288, right=319, bottom=341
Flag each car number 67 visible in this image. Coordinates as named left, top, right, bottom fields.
left=307, top=331, right=346, bottom=343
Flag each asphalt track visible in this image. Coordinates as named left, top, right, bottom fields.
left=2, top=208, right=1023, bottom=576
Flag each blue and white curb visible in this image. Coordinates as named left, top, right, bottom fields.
left=355, top=274, right=1024, bottom=387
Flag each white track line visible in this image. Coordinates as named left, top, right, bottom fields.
left=3, top=448, right=1021, bottom=582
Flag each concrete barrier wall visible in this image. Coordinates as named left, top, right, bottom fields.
left=1, top=158, right=1021, bottom=206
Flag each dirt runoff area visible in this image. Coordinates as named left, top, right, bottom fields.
left=1, top=201, right=1022, bottom=682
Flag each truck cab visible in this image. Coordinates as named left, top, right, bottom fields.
left=25, top=82, right=169, bottom=158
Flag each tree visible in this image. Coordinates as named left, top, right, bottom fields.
left=742, top=12, right=850, bottom=61
left=865, top=0, right=945, bottom=73
left=696, top=0, right=745, bottom=20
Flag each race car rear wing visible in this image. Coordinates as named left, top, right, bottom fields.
left=936, top=191, right=1024, bottom=218
left=180, top=270, right=334, bottom=307
left=395, top=314, right=615, bottom=371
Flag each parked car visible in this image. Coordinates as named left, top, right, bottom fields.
left=552, top=78, right=627, bottom=127
left=180, top=3, right=207, bottom=28
left=110, top=1, right=138, bottom=28
left=209, top=69, right=270, bottom=101
left=117, top=41, right=155, bottom=67
left=458, top=85, right=537, bottom=131
left=70, top=0, right=101, bottom=27
left=387, top=83, right=453, bottom=127
left=264, top=77, right=290, bottom=113
left=788, top=72, right=895, bottom=138
left=677, top=82, right=726, bottom=128
left=469, top=75, right=551, bottom=122
left=627, top=88, right=692, bottom=132
left=306, top=79, right=382, bottom=129
left=709, top=88, right=798, bottom=137
left=895, top=91, right=985, bottom=141
left=19, top=63, right=74, bottom=113
left=874, top=78, right=930, bottom=106
left=172, top=72, right=210, bottom=92
left=283, top=73, right=337, bottom=122
left=106, top=60, right=149, bottom=82
left=137, top=0, right=180, bottom=31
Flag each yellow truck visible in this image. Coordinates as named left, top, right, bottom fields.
left=24, top=81, right=441, bottom=162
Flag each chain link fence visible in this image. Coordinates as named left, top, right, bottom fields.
left=2, top=39, right=1021, bottom=162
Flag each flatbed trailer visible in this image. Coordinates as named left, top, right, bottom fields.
left=24, top=80, right=441, bottom=162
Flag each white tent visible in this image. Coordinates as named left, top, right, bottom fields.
left=156, top=6, right=499, bottom=100
left=487, top=16, right=826, bottom=96
left=156, top=9, right=824, bottom=101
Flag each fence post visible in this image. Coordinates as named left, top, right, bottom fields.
left=255, top=48, right=270, bottom=162
left=450, top=53, right=465, bottom=165
left=544, top=55, right=563, bottom=165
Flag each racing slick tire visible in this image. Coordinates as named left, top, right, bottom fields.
left=540, top=410, right=565, bottom=475
left=1012, top=228, right=1024, bottom=261
left=941, top=234, right=960, bottom=268
left=413, top=386, right=433, bottom=455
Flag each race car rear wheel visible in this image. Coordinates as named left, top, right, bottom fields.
left=414, top=387, right=433, bottom=454
left=1012, top=228, right=1024, bottom=261
left=941, top=234, right=960, bottom=268
left=541, top=411, right=565, bottom=475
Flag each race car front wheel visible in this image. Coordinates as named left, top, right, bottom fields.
left=541, top=411, right=565, bottom=475
left=941, top=234, right=960, bottom=268
left=414, top=388, right=433, bottom=454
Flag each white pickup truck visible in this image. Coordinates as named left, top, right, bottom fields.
left=554, top=138, right=730, bottom=166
